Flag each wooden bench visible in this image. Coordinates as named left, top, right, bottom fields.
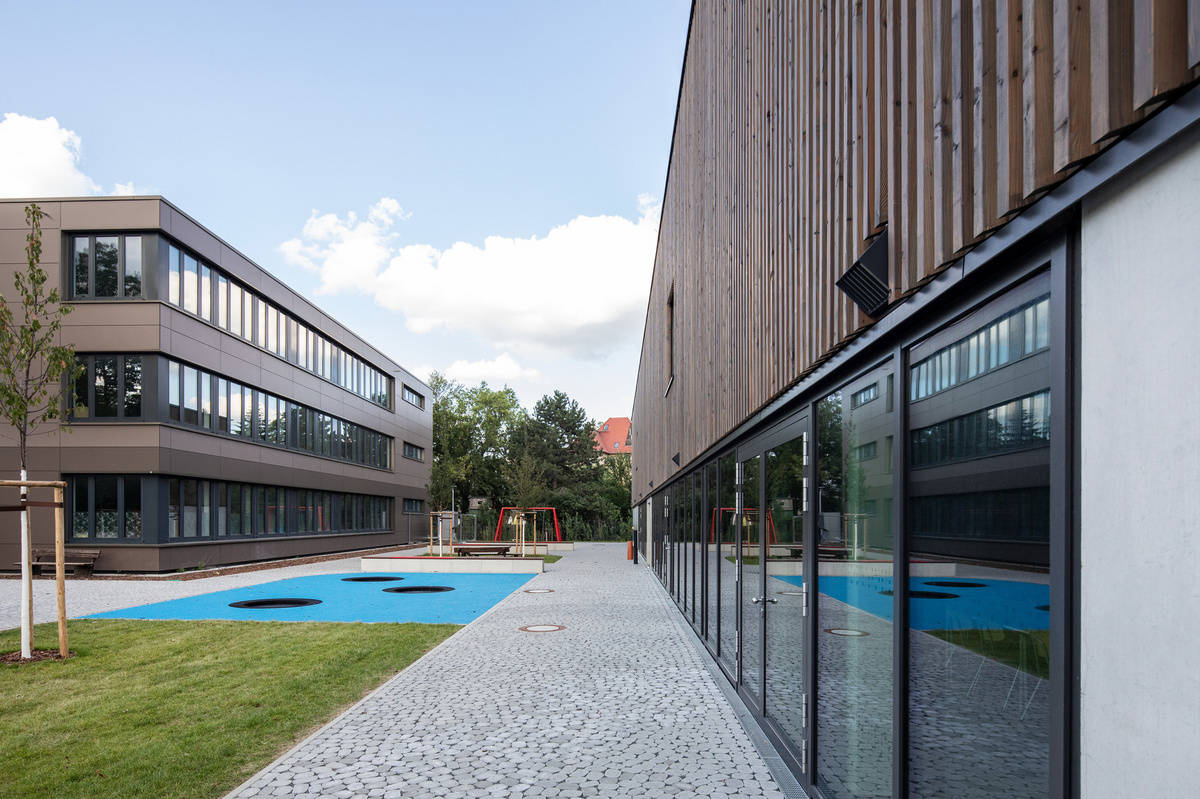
left=452, top=544, right=512, bottom=557
left=13, top=547, right=102, bottom=577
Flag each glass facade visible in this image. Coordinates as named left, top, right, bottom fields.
left=72, top=353, right=392, bottom=471
left=70, top=233, right=394, bottom=409
left=67, top=474, right=390, bottom=541
left=643, top=270, right=1061, bottom=798
left=161, top=240, right=393, bottom=408
left=906, top=274, right=1052, bottom=797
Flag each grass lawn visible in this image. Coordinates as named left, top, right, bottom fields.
left=0, top=619, right=458, bottom=799
left=927, top=628, right=1050, bottom=679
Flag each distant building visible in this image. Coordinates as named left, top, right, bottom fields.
left=0, top=196, right=431, bottom=572
left=593, top=417, right=631, bottom=457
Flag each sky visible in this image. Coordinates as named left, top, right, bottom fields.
left=0, top=0, right=690, bottom=421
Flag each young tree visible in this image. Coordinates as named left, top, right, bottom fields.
left=0, top=203, right=83, bottom=658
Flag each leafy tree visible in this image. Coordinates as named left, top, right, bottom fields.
left=0, top=203, right=84, bottom=658
left=427, top=373, right=523, bottom=514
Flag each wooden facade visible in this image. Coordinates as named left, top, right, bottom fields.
left=632, top=0, right=1200, bottom=502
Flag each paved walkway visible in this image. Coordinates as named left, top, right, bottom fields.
left=227, top=543, right=785, bottom=799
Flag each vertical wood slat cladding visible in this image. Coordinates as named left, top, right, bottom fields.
left=631, top=0, right=1199, bottom=502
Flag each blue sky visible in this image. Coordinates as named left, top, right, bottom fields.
left=0, top=0, right=690, bottom=420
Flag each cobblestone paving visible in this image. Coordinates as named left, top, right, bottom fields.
left=227, top=543, right=785, bottom=799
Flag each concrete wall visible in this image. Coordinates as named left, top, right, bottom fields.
left=1079, top=127, right=1200, bottom=795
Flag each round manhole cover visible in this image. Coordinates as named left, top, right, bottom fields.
left=524, top=588, right=555, bottom=594
left=229, top=598, right=322, bottom=609
left=825, top=628, right=869, bottom=637
left=342, top=576, right=405, bottom=582
left=519, top=624, right=566, bottom=633
left=925, top=580, right=986, bottom=588
left=383, top=585, right=454, bottom=594
left=879, top=589, right=960, bottom=599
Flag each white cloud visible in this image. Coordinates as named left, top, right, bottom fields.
left=280, top=195, right=660, bottom=360
left=0, top=113, right=99, bottom=196
left=0, top=113, right=137, bottom=198
left=443, top=353, right=540, bottom=385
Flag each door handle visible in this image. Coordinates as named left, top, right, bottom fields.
left=750, top=596, right=763, bottom=604
left=765, top=598, right=778, bottom=604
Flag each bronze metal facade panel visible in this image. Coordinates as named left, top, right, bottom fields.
left=632, top=0, right=1200, bottom=502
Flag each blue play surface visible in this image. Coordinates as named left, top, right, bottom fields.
left=85, top=572, right=534, bottom=625
left=779, top=575, right=1049, bottom=630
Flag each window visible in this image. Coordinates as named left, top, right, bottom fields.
left=910, top=294, right=1050, bottom=401
left=95, top=237, right=119, bottom=297
left=852, top=440, right=878, bottom=461
left=183, top=254, right=198, bottom=314
left=169, top=360, right=180, bottom=420
left=160, top=357, right=392, bottom=469
left=68, top=476, right=143, bottom=540
left=124, top=356, right=142, bottom=417
left=199, top=264, right=212, bottom=321
left=666, top=286, right=675, bottom=388
left=217, top=378, right=228, bottom=433
left=910, top=390, right=1050, bottom=469
left=403, top=498, right=423, bottom=514
left=72, top=355, right=142, bottom=419
left=229, top=282, right=242, bottom=336
left=123, top=237, right=142, bottom=296
left=73, top=236, right=89, bottom=296
left=183, top=366, right=199, bottom=425
left=96, top=355, right=116, bottom=417
left=228, top=483, right=243, bottom=535
left=200, top=372, right=211, bottom=429
left=71, top=235, right=145, bottom=299
left=906, top=273, right=1053, bottom=795
left=182, top=479, right=198, bottom=537
left=402, top=385, right=424, bottom=409
left=851, top=382, right=879, bottom=408
left=217, top=275, right=228, bottom=328
left=124, top=477, right=141, bottom=538
left=168, top=478, right=180, bottom=539
left=168, top=245, right=181, bottom=305
left=403, top=442, right=424, bottom=461
left=95, top=476, right=118, bottom=538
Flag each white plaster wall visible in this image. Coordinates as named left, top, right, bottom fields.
left=1080, top=128, right=1200, bottom=796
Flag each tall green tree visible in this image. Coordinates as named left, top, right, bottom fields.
left=427, top=373, right=522, bottom=514
left=0, top=203, right=84, bottom=658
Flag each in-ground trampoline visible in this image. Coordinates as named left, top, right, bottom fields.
left=779, top=575, right=1050, bottom=631
left=85, top=572, right=534, bottom=624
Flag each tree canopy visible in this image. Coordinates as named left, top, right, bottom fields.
left=428, top=376, right=631, bottom=539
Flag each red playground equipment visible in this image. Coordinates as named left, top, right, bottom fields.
left=493, top=507, right=563, bottom=542
left=709, top=507, right=779, bottom=544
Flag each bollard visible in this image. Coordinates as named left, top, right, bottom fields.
left=627, top=540, right=634, bottom=560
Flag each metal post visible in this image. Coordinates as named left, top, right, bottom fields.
left=53, top=485, right=67, bottom=657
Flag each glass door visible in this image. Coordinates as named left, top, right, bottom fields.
left=738, top=453, right=763, bottom=707
left=737, top=413, right=812, bottom=771
left=764, top=421, right=810, bottom=770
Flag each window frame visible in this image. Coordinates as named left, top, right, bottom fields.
left=67, top=234, right=148, bottom=300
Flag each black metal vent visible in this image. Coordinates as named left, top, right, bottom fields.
left=671, top=452, right=680, bottom=467
left=836, top=230, right=890, bottom=317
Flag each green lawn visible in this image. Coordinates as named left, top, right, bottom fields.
left=0, top=619, right=458, bottom=799
left=927, top=628, right=1050, bottom=679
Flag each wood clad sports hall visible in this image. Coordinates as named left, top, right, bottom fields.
left=632, top=3, right=1200, bottom=798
